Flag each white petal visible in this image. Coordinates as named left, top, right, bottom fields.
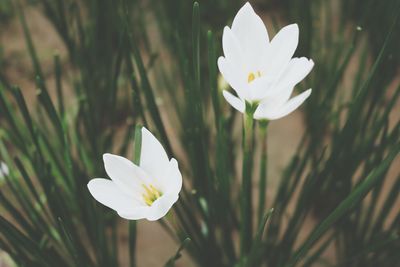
left=118, top=190, right=180, bottom=221
left=218, top=57, right=248, bottom=99
left=103, top=153, right=151, bottom=196
left=87, top=179, right=143, bottom=215
left=261, top=58, right=314, bottom=107
left=222, top=90, right=245, bottom=113
left=248, top=75, right=274, bottom=101
left=140, top=127, right=170, bottom=180
left=254, top=89, right=312, bottom=120
left=262, top=24, right=299, bottom=78
left=231, top=2, right=269, bottom=66
left=146, top=193, right=180, bottom=221
left=120, top=194, right=179, bottom=221
left=276, top=57, right=314, bottom=90
left=254, top=91, right=287, bottom=116
left=156, top=158, right=182, bottom=195
left=222, top=26, right=245, bottom=69
left=117, top=207, right=150, bottom=221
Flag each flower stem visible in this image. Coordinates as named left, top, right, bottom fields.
left=129, top=221, right=137, bottom=267
left=257, top=121, right=268, bottom=226
left=240, top=103, right=256, bottom=256
left=129, top=126, right=141, bottom=267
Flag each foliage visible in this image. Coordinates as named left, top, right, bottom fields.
left=0, top=0, right=399, bottom=266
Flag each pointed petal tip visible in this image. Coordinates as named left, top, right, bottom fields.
left=103, top=153, right=125, bottom=167
left=141, top=126, right=149, bottom=135
left=279, top=24, right=298, bottom=35
left=170, top=157, right=178, bottom=166
left=87, top=179, right=93, bottom=190
left=289, top=23, right=299, bottom=30
left=141, top=126, right=154, bottom=143
left=87, top=178, right=117, bottom=199
left=102, top=153, right=112, bottom=162
left=139, top=126, right=170, bottom=176
left=309, top=59, right=315, bottom=68
left=242, top=2, right=254, bottom=11
left=217, top=56, right=225, bottom=69
left=87, top=178, right=106, bottom=188
left=303, top=57, right=314, bottom=66
left=279, top=23, right=299, bottom=39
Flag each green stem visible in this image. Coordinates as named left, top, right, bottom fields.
left=128, top=126, right=141, bottom=267
left=257, top=121, right=268, bottom=226
left=129, top=221, right=137, bottom=267
left=240, top=103, right=256, bottom=256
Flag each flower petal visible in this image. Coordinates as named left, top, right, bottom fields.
left=103, top=153, right=150, bottom=196
left=218, top=57, right=248, bottom=99
left=140, top=127, right=170, bottom=179
left=231, top=2, right=269, bottom=66
left=254, top=89, right=287, bottom=116
left=262, top=24, right=299, bottom=78
left=222, top=90, right=245, bottom=113
left=222, top=26, right=245, bottom=69
left=146, top=193, right=179, bottom=221
left=276, top=57, right=314, bottom=90
left=156, top=158, right=182, bottom=195
left=254, top=89, right=312, bottom=120
left=248, top=75, right=275, bottom=101
left=87, top=178, right=144, bottom=215
left=118, top=191, right=179, bottom=221
left=261, top=58, right=314, bottom=107
left=117, top=207, right=150, bottom=221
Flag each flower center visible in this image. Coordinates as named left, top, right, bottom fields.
left=142, top=184, right=162, bottom=206
left=247, top=71, right=262, bottom=83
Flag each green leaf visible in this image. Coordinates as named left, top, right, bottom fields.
left=285, top=144, right=399, bottom=267
left=164, top=238, right=191, bottom=267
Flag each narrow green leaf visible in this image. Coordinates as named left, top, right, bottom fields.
left=164, top=237, right=191, bottom=267
left=207, top=30, right=220, bottom=129
left=285, top=144, right=399, bottom=267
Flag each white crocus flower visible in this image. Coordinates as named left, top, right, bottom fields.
left=88, top=127, right=182, bottom=221
left=218, top=2, right=314, bottom=120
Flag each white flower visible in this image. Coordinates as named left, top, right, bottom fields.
left=87, top=127, right=182, bottom=221
left=218, top=2, right=314, bottom=120
left=0, top=161, right=9, bottom=179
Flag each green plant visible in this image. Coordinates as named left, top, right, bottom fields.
left=0, top=1, right=399, bottom=266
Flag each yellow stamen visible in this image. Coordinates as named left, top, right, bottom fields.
left=248, top=73, right=255, bottom=83
left=142, top=184, right=162, bottom=206
left=247, top=71, right=262, bottom=83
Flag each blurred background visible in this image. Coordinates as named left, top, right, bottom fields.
left=0, top=0, right=399, bottom=266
